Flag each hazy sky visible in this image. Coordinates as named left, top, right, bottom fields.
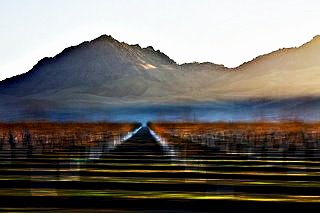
left=0, top=0, right=320, bottom=80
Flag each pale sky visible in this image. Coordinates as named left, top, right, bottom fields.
left=0, top=0, right=320, bottom=80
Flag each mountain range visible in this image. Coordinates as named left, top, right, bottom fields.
left=1, top=35, right=320, bottom=122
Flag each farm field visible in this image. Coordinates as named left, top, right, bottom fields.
left=0, top=122, right=320, bottom=212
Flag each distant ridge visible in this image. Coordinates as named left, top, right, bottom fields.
left=235, top=35, right=320, bottom=71
left=1, top=34, right=320, bottom=121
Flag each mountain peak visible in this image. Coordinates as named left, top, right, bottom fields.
left=144, top=46, right=155, bottom=51
left=93, top=34, right=116, bottom=42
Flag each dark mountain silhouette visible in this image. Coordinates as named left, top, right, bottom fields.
left=1, top=35, right=320, bottom=121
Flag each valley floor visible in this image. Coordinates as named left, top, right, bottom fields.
left=0, top=122, right=320, bottom=212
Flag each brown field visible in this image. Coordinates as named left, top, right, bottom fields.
left=149, top=122, right=320, bottom=149
left=0, top=122, right=139, bottom=148
left=0, top=121, right=320, bottom=210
